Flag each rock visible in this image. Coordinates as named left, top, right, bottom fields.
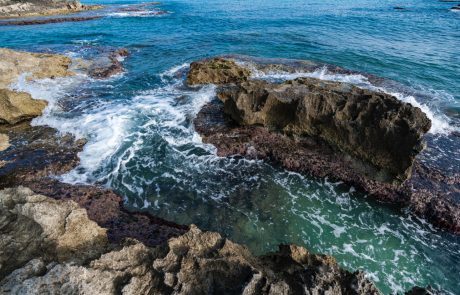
left=187, top=57, right=251, bottom=85
left=151, top=225, right=382, bottom=295
left=88, top=48, right=129, bottom=79
left=0, top=0, right=102, bottom=19
left=0, top=186, right=107, bottom=280
left=216, top=77, right=431, bottom=181
left=0, top=16, right=102, bottom=26
left=0, top=47, right=73, bottom=88
left=0, top=89, right=47, bottom=124
left=0, top=133, right=8, bottom=151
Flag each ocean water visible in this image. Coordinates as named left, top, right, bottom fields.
left=1, top=0, right=460, bottom=293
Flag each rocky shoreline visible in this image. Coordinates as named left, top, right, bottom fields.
left=0, top=48, right=444, bottom=293
left=190, top=57, right=460, bottom=234
left=0, top=0, right=102, bottom=19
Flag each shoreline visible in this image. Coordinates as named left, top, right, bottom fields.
left=0, top=47, right=452, bottom=294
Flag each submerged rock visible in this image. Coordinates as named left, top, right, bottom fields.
left=0, top=89, right=47, bottom=124
left=217, top=77, right=431, bottom=181
left=0, top=186, right=107, bottom=280
left=0, top=190, right=382, bottom=294
left=88, top=48, right=130, bottom=79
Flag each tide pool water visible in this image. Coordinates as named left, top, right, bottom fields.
left=1, top=0, right=459, bottom=293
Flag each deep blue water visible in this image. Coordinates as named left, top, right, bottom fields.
left=1, top=0, right=460, bottom=293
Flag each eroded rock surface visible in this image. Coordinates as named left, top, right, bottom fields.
left=0, top=186, right=107, bottom=280
left=0, top=15, right=102, bottom=25
left=0, top=0, right=102, bottom=19
left=88, top=48, right=129, bottom=79
left=187, top=57, right=251, bottom=86
left=0, top=194, right=382, bottom=295
left=0, top=89, right=47, bottom=124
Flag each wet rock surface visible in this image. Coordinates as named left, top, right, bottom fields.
left=187, top=57, right=251, bottom=86
left=0, top=47, right=74, bottom=88
left=191, top=57, right=460, bottom=234
left=217, top=77, right=431, bottom=181
left=87, top=48, right=129, bottom=79
left=0, top=89, right=47, bottom=124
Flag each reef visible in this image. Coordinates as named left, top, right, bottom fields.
left=190, top=56, right=460, bottom=234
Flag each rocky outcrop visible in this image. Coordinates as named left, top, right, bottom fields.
left=0, top=186, right=107, bottom=280
left=187, top=57, right=251, bottom=86
left=190, top=57, right=460, bottom=234
left=190, top=57, right=431, bottom=182
left=217, top=77, right=431, bottom=181
left=0, top=47, right=73, bottom=88
left=0, top=0, right=102, bottom=19
left=0, top=190, right=382, bottom=295
left=0, top=89, right=47, bottom=124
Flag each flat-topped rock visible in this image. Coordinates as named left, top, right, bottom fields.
left=187, top=57, right=251, bottom=85
left=0, top=47, right=74, bottom=89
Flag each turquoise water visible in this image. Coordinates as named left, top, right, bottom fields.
left=1, top=0, right=460, bottom=293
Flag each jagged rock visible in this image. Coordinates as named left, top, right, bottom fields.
left=0, top=186, right=107, bottom=280
left=216, top=77, right=431, bottom=181
left=0, top=47, right=74, bottom=88
left=187, top=57, right=251, bottom=85
left=0, top=89, right=47, bottom=124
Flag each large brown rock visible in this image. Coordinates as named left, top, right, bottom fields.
left=187, top=57, right=251, bottom=86
left=0, top=89, right=47, bottom=124
left=216, top=77, right=431, bottom=181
